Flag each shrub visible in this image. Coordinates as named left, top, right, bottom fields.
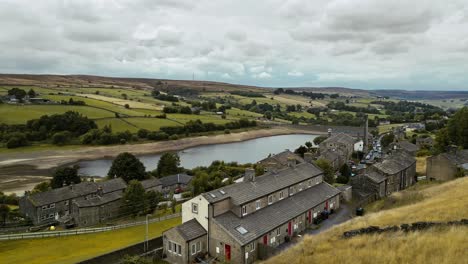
left=224, top=129, right=231, bottom=134
left=52, top=131, right=72, bottom=146
left=169, top=134, right=179, bottom=140
left=6, top=133, right=28, bottom=148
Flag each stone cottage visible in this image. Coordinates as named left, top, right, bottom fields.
left=162, top=161, right=341, bottom=264
left=426, top=149, right=468, bottom=181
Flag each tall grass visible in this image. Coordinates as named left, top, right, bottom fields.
left=266, top=177, right=468, bottom=264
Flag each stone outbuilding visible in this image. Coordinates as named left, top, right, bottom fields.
left=426, top=149, right=468, bottom=181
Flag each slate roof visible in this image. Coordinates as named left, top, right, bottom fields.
left=141, top=178, right=162, bottom=189
left=321, top=132, right=356, bottom=146
left=398, top=141, right=420, bottom=153
left=319, top=149, right=341, bottom=162
left=372, top=151, right=415, bottom=175
left=26, top=178, right=126, bottom=207
left=440, top=150, right=468, bottom=166
left=257, top=150, right=305, bottom=166
left=159, top=173, right=192, bottom=187
left=74, top=191, right=122, bottom=208
left=366, top=171, right=386, bottom=183
left=213, top=182, right=340, bottom=246
left=175, top=219, right=207, bottom=241
left=202, top=162, right=323, bottom=205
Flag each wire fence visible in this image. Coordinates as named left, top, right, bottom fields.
left=0, top=212, right=181, bottom=241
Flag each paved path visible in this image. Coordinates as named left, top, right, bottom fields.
left=275, top=203, right=354, bottom=253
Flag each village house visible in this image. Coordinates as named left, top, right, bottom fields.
left=257, top=149, right=305, bottom=171
left=20, top=177, right=164, bottom=227
left=159, top=173, right=193, bottom=195
left=391, top=141, right=420, bottom=156
left=426, top=149, right=468, bottom=181
left=19, top=178, right=127, bottom=226
left=319, top=132, right=356, bottom=160
left=162, top=160, right=341, bottom=264
left=351, top=151, right=416, bottom=201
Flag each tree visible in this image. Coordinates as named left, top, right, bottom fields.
left=171, top=198, right=177, bottom=213
left=52, top=131, right=72, bottom=145
left=51, top=166, right=81, bottom=189
left=305, top=141, right=313, bottom=150
left=313, top=135, right=327, bottom=145
left=27, top=88, right=36, bottom=98
left=337, top=164, right=351, bottom=184
left=315, top=159, right=334, bottom=184
left=7, top=88, right=27, bottom=100
left=446, top=107, right=468, bottom=149
left=108, top=152, right=146, bottom=182
left=146, top=190, right=161, bottom=213
left=32, top=181, right=51, bottom=193
left=381, top=133, right=395, bottom=147
left=155, top=153, right=180, bottom=177
left=122, top=180, right=147, bottom=216
left=6, top=132, right=28, bottom=148
left=294, top=145, right=308, bottom=158
left=0, top=204, right=10, bottom=226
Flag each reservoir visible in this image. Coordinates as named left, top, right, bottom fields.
left=78, top=134, right=317, bottom=177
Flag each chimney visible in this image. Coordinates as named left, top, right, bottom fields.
left=327, top=128, right=332, bottom=137
left=287, top=157, right=296, bottom=168
left=363, top=115, right=369, bottom=152
left=245, top=168, right=256, bottom=182
left=304, top=153, right=314, bottom=163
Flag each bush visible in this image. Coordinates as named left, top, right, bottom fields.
left=169, top=134, right=179, bottom=140
left=137, top=129, right=149, bottom=139
left=147, top=131, right=168, bottom=140
left=6, top=133, right=28, bottom=148
left=224, top=129, right=230, bottom=134
left=416, top=149, right=431, bottom=157
left=52, top=131, right=72, bottom=146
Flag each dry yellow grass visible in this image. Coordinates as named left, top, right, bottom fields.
left=77, top=93, right=163, bottom=110
left=266, top=177, right=468, bottom=264
left=416, top=156, right=427, bottom=175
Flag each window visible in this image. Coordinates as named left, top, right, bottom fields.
left=308, top=180, right=312, bottom=187
left=289, top=186, right=295, bottom=196
left=270, top=236, right=276, bottom=244
left=64, top=201, right=69, bottom=206
left=192, top=203, right=198, bottom=214
left=298, top=183, right=303, bottom=191
left=279, top=191, right=284, bottom=200
left=219, top=189, right=226, bottom=195
left=268, top=195, right=273, bottom=205
left=42, top=205, right=47, bottom=210
left=196, top=241, right=201, bottom=252
left=313, top=212, right=317, bottom=218
left=191, top=244, right=196, bottom=255
left=50, top=203, right=55, bottom=209
left=236, top=226, right=248, bottom=235
left=167, top=241, right=173, bottom=252
left=250, top=242, right=256, bottom=251
left=41, top=215, right=46, bottom=220
left=177, top=244, right=182, bottom=255
left=49, top=213, right=54, bottom=219
left=255, top=200, right=261, bottom=210
left=276, top=228, right=281, bottom=236
left=242, top=205, right=247, bottom=216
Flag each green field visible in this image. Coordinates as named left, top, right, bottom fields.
left=0, top=217, right=181, bottom=264
left=123, top=117, right=182, bottom=132
left=0, top=104, right=114, bottom=124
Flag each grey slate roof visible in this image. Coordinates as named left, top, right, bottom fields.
left=257, top=150, right=305, bottom=166
left=440, top=150, right=468, bottom=166
left=159, top=173, right=192, bottom=187
left=27, top=178, right=126, bottom=207
left=321, top=132, right=356, bottom=146
left=398, top=141, right=420, bottom=153
left=141, top=178, right=162, bottom=190
left=202, top=162, right=323, bottom=205
left=175, top=219, right=207, bottom=241
left=319, top=149, right=341, bottom=161
left=74, top=191, right=122, bottom=208
left=366, top=171, right=386, bottom=183
left=373, top=151, right=415, bottom=175
left=213, top=182, right=340, bottom=246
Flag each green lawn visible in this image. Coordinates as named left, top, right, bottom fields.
left=123, top=117, right=182, bottom=131
left=227, top=108, right=263, bottom=118
left=0, top=104, right=114, bottom=124
left=287, top=111, right=316, bottom=119
left=0, top=217, right=181, bottom=264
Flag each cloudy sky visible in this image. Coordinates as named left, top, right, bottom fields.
left=1, top=0, right=468, bottom=90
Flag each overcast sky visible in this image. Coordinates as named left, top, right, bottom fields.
left=1, top=0, right=467, bottom=90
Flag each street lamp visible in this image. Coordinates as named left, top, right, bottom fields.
left=145, top=214, right=152, bottom=252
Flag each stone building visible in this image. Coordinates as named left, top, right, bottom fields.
left=426, top=149, right=468, bottom=181
left=159, top=173, right=193, bottom=195
left=257, top=149, right=305, bottom=170
left=163, top=219, right=207, bottom=264
left=391, top=141, right=420, bottom=156
left=416, top=137, right=434, bottom=148
left=19, top=178, right=126, bottom=225
left=319, top=132, right=356, bottom=163
left=162, top=161, right=341, bottom=264
left=351, top=151, right=416, bottom=200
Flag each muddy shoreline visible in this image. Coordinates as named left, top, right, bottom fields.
left=0, top=127, right=325, bottom=194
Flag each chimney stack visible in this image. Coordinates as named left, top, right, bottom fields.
left=304, top=152, right=314, bottom=163
left=327, top=128, right=332, bottom=137
left=287, top=157, right=296, bottom=168
left=245, top=168, right=256, bottom=182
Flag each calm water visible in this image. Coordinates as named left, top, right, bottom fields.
left=78, top=134, right=317, bottom=177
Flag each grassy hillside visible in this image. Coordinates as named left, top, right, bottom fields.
left=265, top=177, right=468, bottom=264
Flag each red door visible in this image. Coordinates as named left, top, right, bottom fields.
left=288, top=221, right=292, bottom=236
left=225, top=244, right=231, bottom=261
left=308, top=210, right=312, bottom=224
left=263, top=235, right=268, bottom=245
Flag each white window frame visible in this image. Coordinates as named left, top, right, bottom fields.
left=196, top=241, right=201, bottom=252
left=270, top=236, right=276, bottom=244
left=268, top=195, right=273, bottom=205
left=42, top=205, right=47, bottom=210
left=192, top=203, right=198, bottom=214
left=276, top=228, right=280, bottom=236
left=251, top=242, right=255, bottom=252
left=177, top=244, right=182, bottom=256
left=308, top=180, right=312, bottom=187
left=255, top=200, right=261, bottom=210
left=289, top=186, right=294, bottom=196
left=298, top=183, right=303, bottom=191
left=50, top=203, right=55, bottom=209
left=65, top=200, right=69, bottom=206
left=279, top=191, right=284, bottom=200
left=49, top=213, right=54, bottom=219
left=242, top=205, right=247, bottom=216
left=191, top=243, right=196, bottom=255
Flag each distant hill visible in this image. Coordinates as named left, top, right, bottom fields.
left=265, top=178, right=468, bottom=264
left=0, top=74, right=466, bottom=100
